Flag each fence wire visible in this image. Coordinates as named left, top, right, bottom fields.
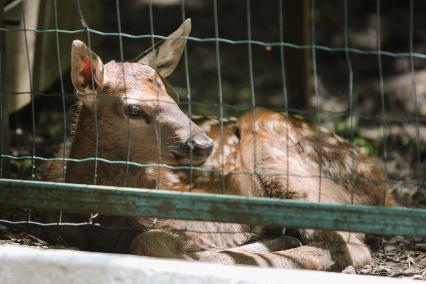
left=0, top=0, right=425, bottom=256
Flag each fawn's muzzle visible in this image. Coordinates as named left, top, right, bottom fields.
left=173, top=134, right=214, bottom=165
left=185, top=135, right=214, bottom=156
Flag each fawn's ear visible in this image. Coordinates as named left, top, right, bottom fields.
left=71, top=40, right=104, bottom=95
left=138, top=18, right=191, bottom=78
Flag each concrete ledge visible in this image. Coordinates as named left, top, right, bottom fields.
left=0, top=245, right=416, bottom=284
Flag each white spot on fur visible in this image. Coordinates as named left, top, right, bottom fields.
left=302, top=123, right=312, bottom=136
left=357, top=162, right=370, bottom=173
left=266, top=119, right=281, bottom=132
left=303, top=143, right=314, bottom=155
left=165, top=172, right=180, bottom=184
left=199, top=119, right=219, bottom=132
left=227, top=135, right=239, bottom=145
left=268, top=146, right=285, bottom=158
left=320, top=126, right=331, bottom=134
left=328, top=138, right=338, bottom=145
left=223, top=145, right=232, bottom=157
left=336, top=135, right=345, bottom=142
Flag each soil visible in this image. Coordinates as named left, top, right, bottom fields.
left=1, top=220, right=425, bottom=280
left=360, top=236, right=426, bottom=280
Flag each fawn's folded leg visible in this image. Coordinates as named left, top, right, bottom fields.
left=130, top=228, right=371, bottom=272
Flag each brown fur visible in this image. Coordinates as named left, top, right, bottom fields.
left=43, top=20, right=391, bottom=271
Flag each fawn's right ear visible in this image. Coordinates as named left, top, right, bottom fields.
left=71, top=40, right=104, bottom=95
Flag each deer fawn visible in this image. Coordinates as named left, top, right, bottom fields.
left=45, top=19, right=390, bottom=271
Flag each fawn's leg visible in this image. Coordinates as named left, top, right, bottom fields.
left=131, top=229, right=370, bottom=271
left=194, top=230, right=371, bottom=271
left=130, top=228, right=328, bottom=269
left=130, top=229, right=300, bottom=260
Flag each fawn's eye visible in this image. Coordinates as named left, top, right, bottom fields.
left=125, top=105, right=143, bottom=117
left=124, top=104, right=151, bottom=123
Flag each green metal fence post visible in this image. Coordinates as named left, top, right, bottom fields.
left=1, top=179, right=426, bottom=237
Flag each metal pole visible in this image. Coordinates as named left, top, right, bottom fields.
left=1, top=178, right=426, bottom=237
left=0, top=0, right=10, bottom=178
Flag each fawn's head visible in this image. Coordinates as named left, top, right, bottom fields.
left=70, top=19, right=213, bottom=166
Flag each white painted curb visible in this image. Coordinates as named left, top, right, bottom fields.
left=0, top=245, right=416, bottom=284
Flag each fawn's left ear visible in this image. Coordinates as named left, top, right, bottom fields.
left=71, top=40, right=105, bottom=95
left=137, top=18, right=191, bottom=78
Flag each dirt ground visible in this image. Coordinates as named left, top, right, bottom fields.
left=0, top=221, right=425, bottom=280
left=360, top=236, right=426, bottom=280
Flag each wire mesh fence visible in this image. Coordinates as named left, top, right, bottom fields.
left=0, top=0, right=425, bottom=273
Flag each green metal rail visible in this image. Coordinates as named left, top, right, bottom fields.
left=0, top=178, right=425, bottom=237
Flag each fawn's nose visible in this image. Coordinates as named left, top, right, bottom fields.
left=173, top=134, right=214, bottom=165
left=185, top=134, right=214, bottom=157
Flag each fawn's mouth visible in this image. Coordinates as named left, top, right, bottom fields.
left=170, top=149, right=211, bottom=167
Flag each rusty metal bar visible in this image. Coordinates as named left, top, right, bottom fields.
left=1, top=178, right=426, bottom=237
